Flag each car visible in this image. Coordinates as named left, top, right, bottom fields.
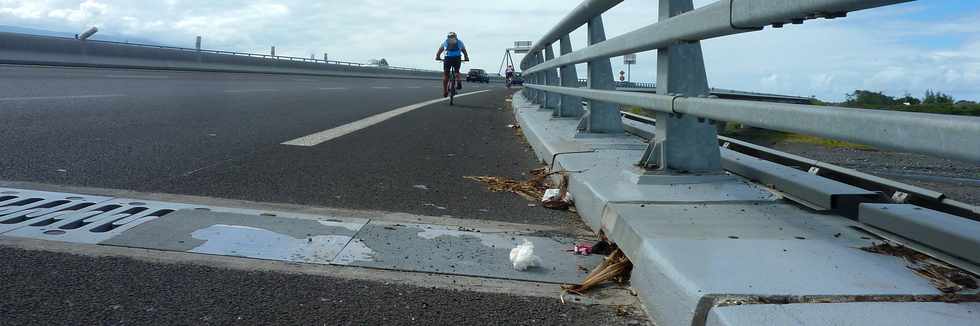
left=510, top=72, right=524, bottom=85
left=465, top=69, right=490, bottom=83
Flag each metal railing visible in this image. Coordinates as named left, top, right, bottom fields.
left=576, top=79, right=656, bottom=89
left=519, top=0, right=980, bottom=169
left=20, top=33, right=438, bottom=73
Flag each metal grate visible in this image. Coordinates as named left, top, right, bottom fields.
left=0, top=188, right=192, bottom=244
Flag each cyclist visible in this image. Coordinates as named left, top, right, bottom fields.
left=505, top=64, right=515, bottom=87
left=435, top=32, right=469, bottom=97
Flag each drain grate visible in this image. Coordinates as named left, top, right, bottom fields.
left=0, top=187, right=356, bottom=245
left=0, top=189, right=113, bottom=234
left=0, top=188, right=200, bottom=244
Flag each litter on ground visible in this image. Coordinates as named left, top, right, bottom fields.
left=464, top=167, right=550, bottom=201
left=571, top=243, right=592, bottom=256
left=861, top=242, right=977, bottom=293
left=510, top=239, right=541, bottom=271
left=541, top=188, right=571, bottom=210
left=562, top=249, right=632, bottom=295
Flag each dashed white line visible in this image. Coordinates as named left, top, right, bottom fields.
left=319, top=87, right=348, bottom=91
left=371, top=86, right=392, bottom=89
left=0, top=94, right=126, bottom=102
left=223, top=89, right=279, bottom=93
left=407, top=86, right=422, bottom=89
left=281, top=89, right=491, bottom=147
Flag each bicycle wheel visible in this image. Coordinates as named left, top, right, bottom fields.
left=449, top=69, right=457, bottom=105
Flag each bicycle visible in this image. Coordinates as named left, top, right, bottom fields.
left=437, top=57, right=468, bottom=105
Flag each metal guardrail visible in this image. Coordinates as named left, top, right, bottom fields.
left=7, top=32, right=438, bottom=73
left=621, top=111, right=979, bottom=221
left=519, top=0, right=980, bottom=166
left=576, top=79, right=656, bottom=89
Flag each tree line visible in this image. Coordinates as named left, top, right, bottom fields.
left=831, top=90, right=979, bottom=116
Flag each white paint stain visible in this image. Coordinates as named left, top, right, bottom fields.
left=415, top=227, right=513, bottom=248
left=188, top=224, right=352, bottom=264
left=317, top=220, right=364, bottom=232
left=332, top=238, right=376, bottom=264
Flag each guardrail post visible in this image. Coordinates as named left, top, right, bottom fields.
left=543, top=44, right=561, bottom=112
left=580, top=15, right=623, bottom=133
left=639, top=0, right=721, bottom=172
left=558, top=35, right=583, bottom=117
left=525, top=52, right=536, bottom=103
left=532, top=51, right=545, bottom=105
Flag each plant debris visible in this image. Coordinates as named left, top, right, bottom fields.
left=561, top=249, right=632, bottom=295
left=861, top=242, right=978, bottom=293
left=464, top=167, right=551, bottom=201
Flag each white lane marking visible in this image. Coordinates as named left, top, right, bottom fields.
left=104, top=74, right=170, bottom=79
left=0, top=94, right=126, bottom=102
left=293, top=78, right=315, bottom=82
left=224, top=89, right=279, bottom=93
left=371, top=86, right=392, bottom=89
left=319, top=87, right=348, bottom=91
left=407, top=86, right=422, bottom=89
left=282, top=89, right=491, bottom=147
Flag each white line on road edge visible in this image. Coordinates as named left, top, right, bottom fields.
left=0, top=94, right=126, bottom=102
left=224, top=89, right=279, bottom=93
left=281, top=89, right=492, bottom=147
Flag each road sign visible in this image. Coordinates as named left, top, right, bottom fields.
left=512, top=41, right=532, bottom=54
left=623, top=53, right=636, bottom=65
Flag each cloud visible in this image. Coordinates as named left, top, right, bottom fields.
left=47, top=0, right=106, bottom=23
left=0, top=0, right=977, bottom=101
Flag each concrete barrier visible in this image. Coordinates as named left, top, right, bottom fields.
left=0, top=32, right=441, bottom=80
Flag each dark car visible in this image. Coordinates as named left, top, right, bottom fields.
left=510, top=72, right=524, bottom=85
left=466, top=69, right=490, bottom=83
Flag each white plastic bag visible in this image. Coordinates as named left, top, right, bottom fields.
left=509, top=239, right=541, bottom=271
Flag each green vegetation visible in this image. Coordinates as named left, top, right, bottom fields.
left=720, top=126, right=873, bottom=150
left=841, top=89, right=980, bottom=116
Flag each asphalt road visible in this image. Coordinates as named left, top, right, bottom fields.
left=0, top=65, right=640, bottom=325
left=0, top=65, right=573, bottom=226
left=0, top=246, right=642, bottom=326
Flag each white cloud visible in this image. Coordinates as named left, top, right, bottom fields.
left=0, top=0, right=977, bottom=101
left=47, top=0, right=107, bottom=23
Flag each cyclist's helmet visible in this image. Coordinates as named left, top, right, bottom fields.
left=447, top=32, right=457, bottom=38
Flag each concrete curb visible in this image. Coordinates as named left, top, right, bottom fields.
left=511, top=92, right=979, bottom=326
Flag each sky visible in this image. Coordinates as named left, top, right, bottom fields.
left=1, top=0, right=978, bottom=102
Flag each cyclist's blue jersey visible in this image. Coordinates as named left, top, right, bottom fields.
left=442, top=39, right=465, bottom=58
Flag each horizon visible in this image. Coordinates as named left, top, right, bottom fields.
left=1, top=0, right=977, bottom=102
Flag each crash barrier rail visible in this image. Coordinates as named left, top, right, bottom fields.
left=0, top=32, right=441, bottom=76
left=576, top=79, right=656, bottom=89
left=620, top=111, right=979, bottom=222
left=519, top=0, right=980, bottom=166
